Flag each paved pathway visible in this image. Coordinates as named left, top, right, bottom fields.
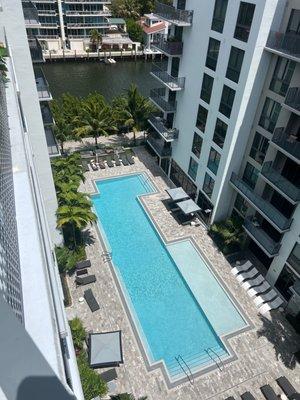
left=66, top=147, right=300, bottom=400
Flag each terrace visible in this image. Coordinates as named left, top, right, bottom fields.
left=153, top=1, right=193, bottom=27
left=265, top=31, right=300, bottom=62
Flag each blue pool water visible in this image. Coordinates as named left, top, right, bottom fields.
left=92, top=174, right=246, bottom=378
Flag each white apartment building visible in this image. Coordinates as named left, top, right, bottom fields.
left=149, top=0, right=300, bottom=310
left=23, top=0, right=129, bottom=52
left=0, top=1, right=82, bottom=398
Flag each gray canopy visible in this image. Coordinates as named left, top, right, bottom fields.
left=166, top=187, right=189, bottom=202
left=176, top=199, right=201, bottom=215
left=88, top=331, right=123, bottom=368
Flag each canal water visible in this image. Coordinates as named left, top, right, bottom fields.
left=43, top=60, right=157, bottom=101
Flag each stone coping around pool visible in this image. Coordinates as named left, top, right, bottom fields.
left=89, top=172, right=254, bottom=388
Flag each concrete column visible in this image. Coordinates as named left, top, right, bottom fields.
left=57, top=0, right=66, bottom=48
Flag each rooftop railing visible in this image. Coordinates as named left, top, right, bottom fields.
left=261, top=162, right=300, bottom=203
left=148, top=114, right=179, bottom=141
left=244, top=218, right=281, bottom=257
left=230, top=172, right=292, bottom=232
left=284, top=87, right=300, bottom=113
left=272, top=127, right=300, bottom=161
left=266, top=31, right=300, bottom=60
left=151, top=63, right=185, bottom=91
left=149, top=88, right=176, bottom=113
left=152, top=35, right=183, bottom=56
left=147, top=135, right=172, bottom=157
left=154, top=1, right=193, bottom=26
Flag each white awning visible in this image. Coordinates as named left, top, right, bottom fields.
left=176, top=199, right=200, bottom=215
left=166, top=187, right=189, bottom=202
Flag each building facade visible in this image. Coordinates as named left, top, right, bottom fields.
left=149, top=0, right=300, bottom=307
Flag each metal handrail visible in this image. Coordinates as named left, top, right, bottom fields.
left=175, top=355, right=194, bottom=385
left=205, top=348, right=224, bottom=371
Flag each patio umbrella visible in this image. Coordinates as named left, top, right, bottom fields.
left=176, top=199, right=201, bottom=215
left=88, top=330, right=123, bottom=369
left=166, top=187, right=189, bottom=202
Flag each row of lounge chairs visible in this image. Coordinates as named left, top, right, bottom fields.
left=225, top=376, right=299, bottom=400
left=74, top=259, right=100, bottom=312
left=231, top=260, right=284, bottom=314
left=89, top=152, right=135, bottom=171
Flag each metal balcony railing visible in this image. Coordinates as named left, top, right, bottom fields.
left=65, top=10, right=111, bottom=16
left=149, top=88, right=176, bottom=113
left=147, top=135, right=172, bottom=157
left=148, top=115, right=179, bottom=141
left=230, top=172, right=292, bottom=232
left=154, top=1, right=193, bottom=26
left=261, top=162, right=300, bottom=203
left=266, top=31, right=300, bottom=60
left=151, top=63, right=185, bottom=91
left=284, top=87, right=300, bottom=113
left=244, top=218, right=281, bottom=257
left=152, top=36, right=183, bottom=56
left=272, top=127, right=300, bottom=161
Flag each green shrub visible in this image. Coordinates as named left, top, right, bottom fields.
left=77, top=352, right=108, bottom=400
left=69, top=318, right=86, bottom=350
left=55, top=245, right=86, bottom=273
left=110, top=394, right=147, bottom=400
left=209, top=216, right=244, bottom=255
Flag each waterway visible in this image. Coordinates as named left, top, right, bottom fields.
left=43, top=60, right=157, bottom=101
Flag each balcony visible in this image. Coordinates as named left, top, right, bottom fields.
left=152, top=36, right=183, bottom=56
left=65, top=10, right=111, bottom=16
left=230, top=173, right=292, bottom=232
left=40, top=103, right=54, bottom=125
left=244, top=218, right=281, bottom=257
left=261, top=162, right=300, bottom=204
left=34, top=68, right=52, bottom=101
left=283, top=87, right=300, bottom=116
left=147, top=135, right=172, bottom=157
left=153, top=1, right=193, bottom=26
left=66, top=22, right=108, bottom=28
left=148, top=115, right=178, bottom=142
left=265, top=31, right=300, bottom=62
left=22, top=0, right=40, bottom=27
left=64, top=0, right=110, bottom=2
left=151, top=63, right=185, bottom=91
left=149, top=88, right=176, bottom=113
left=45, top=127, right=60, bottom=157
left=271, top=127, right=300, bottom=163
left=28, top=36, right=44, bottom=63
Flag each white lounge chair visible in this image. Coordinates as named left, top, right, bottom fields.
left=254, top=289, right=278, bottom=307
left=242, top=275, right=265, bottom=290
left=236, top=267, right=259, bottom=283
left=258, top=297, right=284, bottom=315
left=247, top=281, right=271, bottom=297
left=231, top=260, right=253, bottom=275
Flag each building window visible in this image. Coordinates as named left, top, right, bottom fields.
left=287, top=242, right=300, bottom=274
left=242, top=162, right=259, bottom=189
left=259, top=97, right=281, bottom=133
left=211, top=0, right=228, bottom=33
left=207, top=148, right=221, bottom=175
left=170, top=160, right=197, bottom=199
left=196, top=105, right=208, bottom=133
left=203, top=173, right=215, bottom=198
left=269, top=58, right=296, bottom=97
left=234, top=2, right=255, bottom=42
left=213, top=118, right=228, bottom=149
left=249, top=132, right=269, bottom=164
left=226, top=46, right=245, bottom=83
left=286, top=9, right=300, bottom=35
left=192, top=132, right=203, bottom=158
left=200, top=73, right=214, bottom=104
left=188, top=157, right=198, bottom=181
left=205, top=38, right=220, bottom=71
left=275, top=265, right=298, bottom=301
left=234, top=193, right=249, bottom=216
left=219, top=85, right=235, bottom=118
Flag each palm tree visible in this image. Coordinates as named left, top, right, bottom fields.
left=74, top=94, right=117, bottom=146
left=53, top=117, right=73, bottom=154
left=120, top=84, right=155, bottom=144
left=56, top=204, right=97, bottom=247
left=110, top=0, right=141, bottom=19
left=90, top=29, right=102, bottom=52
left=58, top=191, right=92, bottom=209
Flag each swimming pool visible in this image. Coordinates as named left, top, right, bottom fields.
left=92, top=173, right=248, bottom=380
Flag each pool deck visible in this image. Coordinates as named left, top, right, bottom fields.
left=66, top=147, right=300, bottom=400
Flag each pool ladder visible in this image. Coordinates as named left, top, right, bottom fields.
left=102, top=251, right=112, bottom=262
left=205, top=347, right=225, bottom=372
left=175, top=355, right=194, bottom=385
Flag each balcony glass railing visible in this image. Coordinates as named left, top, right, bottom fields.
left=151, top=63, right=185, bottom=90
left=154, top=1, right=193, bottom=26
left=147, top=135, right=172, bottom=157
left=230, top=172, right=292, bottom=231
left=261, top=162, right=300, bottom=203
left=34, top=68, right=51, bottom=99
left=28, top=36, right=44, bottom=63
left=284, top=87, right=300, bottom=112
left=149, top=88, right=176, bottom=113
left=266, top=31, right=300, bottom=60
left=148, top=115, right=178, bottom=141
left=152, top=36, right=183, bottom=56
left=244, top=218, right=281, bottom=256
left=272, top=127, right=300, bottom=161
